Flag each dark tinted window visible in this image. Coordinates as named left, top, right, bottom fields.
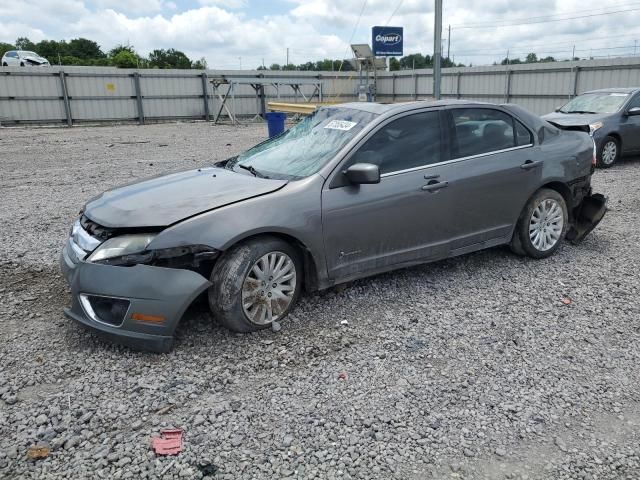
left=515, top=120, right=533, bottom=146
left=6, top=51, right=17, bottom=58
left=627, top=94, right=640, bottom=109
left=349, top=111, right=441, bottom=174
left=451, top=108, right=516, bottom=158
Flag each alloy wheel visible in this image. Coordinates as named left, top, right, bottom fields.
left=241, top=251, right=297, bottom=325
left=602, top=141, right=617, bottom=165
left=529, top=198, right=564, bottom=252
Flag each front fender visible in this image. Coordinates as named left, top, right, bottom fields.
left=147, top=175, right=330, bottom=287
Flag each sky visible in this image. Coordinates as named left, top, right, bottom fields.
left=2, top=0, right=640, bottom=68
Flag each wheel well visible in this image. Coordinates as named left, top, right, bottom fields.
left=607, top=132, right=622, bottom=150
left=539, top=181, right=573, bottom=213
left=227, top=232, right=320, bottom=292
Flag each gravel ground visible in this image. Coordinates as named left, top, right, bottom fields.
left=1, top=121, right=639, bottom=480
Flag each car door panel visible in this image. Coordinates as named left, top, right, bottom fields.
left=443, top=108, right=540, bottom=249
left=620, top=94, right=640, bottom=152
left=322, top=167, right=453, bottom=281
left=321, top=109, right=451, bottom=282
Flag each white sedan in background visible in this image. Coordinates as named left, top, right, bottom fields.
left=2, top=50, right=50, bottom=67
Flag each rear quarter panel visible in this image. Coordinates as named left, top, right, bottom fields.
left=540, top=129, right=593, bottom=184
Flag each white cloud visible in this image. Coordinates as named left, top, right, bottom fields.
left=196, top=0, right=247, bottom=8
left=91, top=0, right=166, bottom=15
left=2, top=0, right=640, bottom=67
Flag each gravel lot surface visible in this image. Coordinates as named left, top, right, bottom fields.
left=1, top=121, right=639, bottom=480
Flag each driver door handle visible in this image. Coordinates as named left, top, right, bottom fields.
left=520, top=160, right=543, bottom=170
left=422, top=181, right=449, bottom=192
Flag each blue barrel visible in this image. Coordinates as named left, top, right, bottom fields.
left=265, top=112, right=286, bottom=138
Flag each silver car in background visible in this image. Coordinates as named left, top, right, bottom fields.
left=1, top=50, right=50, bottom=67
left=60, top=101, right=607, bottom=352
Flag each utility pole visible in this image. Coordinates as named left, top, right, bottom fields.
left=505, top=49, right=509, bottom=65
left=572, top=45, right=576, bottom=60
left=447, top=24, right=451, bottom=62
left=433, top=0, right=443, bottom=99
left=286, top=48, right=289, bottom=67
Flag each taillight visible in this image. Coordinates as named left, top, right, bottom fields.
left=592, top=139, right=597, bottom=166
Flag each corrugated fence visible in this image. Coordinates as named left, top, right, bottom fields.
left=1, top=57, right=639, bottom=126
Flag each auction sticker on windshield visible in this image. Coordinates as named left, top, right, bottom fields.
left=325, top=120, right=358, bottom=131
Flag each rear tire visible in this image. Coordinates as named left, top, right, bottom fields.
left=19, top=62, right=24, bottom=67
left=2, top=63, right=7, bottom=67
left=510, top=188, right=568, bottom=259
left=208, top=236, right=302, bottom=333
left=597, top=136, right=619, bottom=168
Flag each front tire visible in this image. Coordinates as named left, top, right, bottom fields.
left=209, top=236, right=302, bottom=333
left=511, top=188, right=568, bottom=259
left=597, top=136, right=619, bottom=168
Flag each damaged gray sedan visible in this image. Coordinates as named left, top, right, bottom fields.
left=61, top=101, right=606, bottom=352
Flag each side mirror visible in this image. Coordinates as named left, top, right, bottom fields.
left=344, top=163, right=380, bottom=185
left=626, top=107, right=640, bottom=116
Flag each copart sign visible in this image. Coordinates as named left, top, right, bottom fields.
left=372, top=26, right=403, bottom=56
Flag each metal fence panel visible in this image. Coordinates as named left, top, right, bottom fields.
left=1, top=58, right=639, bottom=124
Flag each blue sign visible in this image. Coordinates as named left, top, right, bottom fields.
left=372, top=26, right=403, bottom=56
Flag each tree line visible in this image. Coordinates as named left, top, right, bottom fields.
left=0, top=37, right=207, bottom=69
left=0, top=36, right=568, bottom=71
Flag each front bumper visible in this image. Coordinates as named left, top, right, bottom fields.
left=60, top=240, right=211, bottom=352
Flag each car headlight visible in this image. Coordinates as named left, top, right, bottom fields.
left=589, top=122, right=604, bottom=136
left=87, top=234, right=156, bottom=263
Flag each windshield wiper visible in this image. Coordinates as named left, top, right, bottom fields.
left=238, top=163, right=269, bottom=179
left=564, top=110, right=597, bottom=114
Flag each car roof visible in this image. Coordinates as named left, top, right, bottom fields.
left=335, top=99, right=504, bottom=115
left=583, top=87, right=640, bottom=94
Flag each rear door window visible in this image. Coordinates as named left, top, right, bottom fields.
left=450, top=108, right=518, bottom=158
left=515, top=119, right=533, bottom=146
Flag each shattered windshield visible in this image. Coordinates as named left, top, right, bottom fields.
left=225, top=107, right=377, bottom=180
left=559, top=93, right=629, bottom=114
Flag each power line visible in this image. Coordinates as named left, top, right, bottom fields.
left=453, top=7, right=640, bottom=29
left=451, top=1, right=640, bottom=27
left=336, top=0, right=367, bottom=72
left=454, top=43, right=640, bottom=58
left=384, top=0, right=405, bottom=26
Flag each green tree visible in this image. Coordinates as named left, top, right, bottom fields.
left=399, top=53, right=431, bottom=70
left=501, top=57, right=522, bottom=65
left=0, top=42, right=15, bottom=59
left=192, top=57, right=207, bottom=69
left=269, top=63, right=281, bottom=70
left=67, top=38, right=105, bottom=59
left=525, top=52, right=538, bottom=63
left=112, top=50, right=138, bottom=68
left=32, top=40, right=66, bottom=61
left=539, top=56, right=555, bottom=63
left=108, top=44, right=136, bottom=57
left=15, top=37, right=36, bottom=51
left=282, top=63, right=297, bottom=71
left=148, top=48, right=192, bottom=69
left=389, top=57, right=401, bottom=71
left=60, top=56, right=85, bottom=65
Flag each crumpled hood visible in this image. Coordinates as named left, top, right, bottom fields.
left=23, top=55, right=48, bottom=64
left=542, top=112, right=610, bottom=126
left=84, top=167, right=287, bottom=228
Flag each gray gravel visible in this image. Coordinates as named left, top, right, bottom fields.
left=1, top=121, right=640, bottom=480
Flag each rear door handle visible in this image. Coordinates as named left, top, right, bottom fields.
left=520, top=160, right=543, bottom=170
left=422, top=181, right=449, bottom=192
